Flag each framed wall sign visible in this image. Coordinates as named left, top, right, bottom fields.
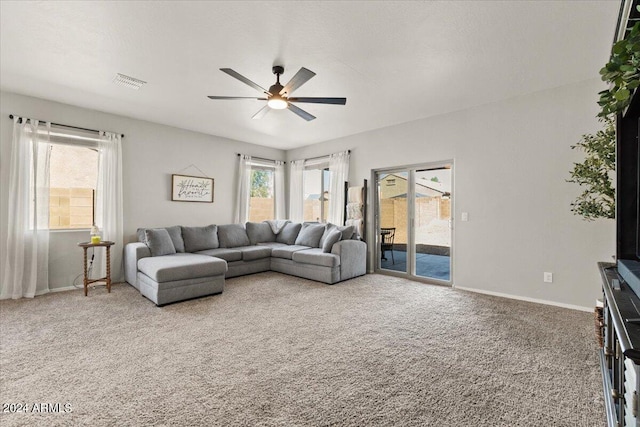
left=171, top=174, right=214, bottom=203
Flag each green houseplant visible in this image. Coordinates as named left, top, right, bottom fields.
left=598, top=19, right=640, bottom=118
left=570, top=8, right=640, bottom=220
left=568, top=117, right=615, bottom=220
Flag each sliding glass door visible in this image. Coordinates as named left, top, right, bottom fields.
left=374, top=162, right=452, bottom=284
left=377, top=170, right=409, bottom=273
left=413, top=167, right=451, bottom=281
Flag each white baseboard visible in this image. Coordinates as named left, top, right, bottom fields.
left=35, top=286, right=79, bottom=296
left=454, top=286, right=593, bottom=312
left=50, top=286, right=80, bottom=293
left=37, top=279, right=592, bottom=312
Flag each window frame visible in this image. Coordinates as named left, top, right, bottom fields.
left=303, top=162, right=331, bottom=223
left=248, top=161, right=276, bottom=222
left=45, top=126, right=101, bottom=231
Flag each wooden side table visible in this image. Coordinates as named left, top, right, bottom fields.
left=77, top=241, right=115, bottom=296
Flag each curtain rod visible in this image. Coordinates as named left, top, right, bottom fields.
left=304, top=149, right=351, bottom=162
left=237, top=153, right=285, bottom=164
left=8, top=114, right=124, bottom=138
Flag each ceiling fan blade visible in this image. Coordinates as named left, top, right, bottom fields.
left=288, top=103, right=316, bottom=121
left=280, top=67, right=316, bottom=96
left=220, top=68, right=270, bottom=95
left=207, top=96, right=268, bottom=100
left=288, top=97, right=346, bottom=105
left=252, top=105, right=271, bottom=120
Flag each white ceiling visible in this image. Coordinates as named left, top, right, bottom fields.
left=0, top=1, right=620, bottom=150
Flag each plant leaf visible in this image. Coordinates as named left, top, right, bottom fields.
left=615, top=88, right=631, bottom=100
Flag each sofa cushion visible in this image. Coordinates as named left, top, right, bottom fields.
left=276, top=222, right=302, bottom=245
left=294, top=223, right=326, bottom=248
left=195, top=248, right=242, bottom=262
left=138, top=226, right=185, bottom=253
left=145, top=228, right=177, bottom=257
left=235, top=246, right=272, bottom=261
left=182, top=225, right=218, bottom=252
left=246, top=222, right=277, bottom=245
left=322, top=229, right=342, bottom=253
left=271, top=245, right=312, bottom=260
left=256, top=242, right=288, bottom=248
left=292, top=248, right=341, bottom=268
left=138, top=253, right=227, bottom=282
left=218, top=224, right=251, bottom=248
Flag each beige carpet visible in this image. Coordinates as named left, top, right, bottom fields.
left=0, top=272, right=603, bottom=426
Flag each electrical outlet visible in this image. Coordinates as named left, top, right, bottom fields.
left=544, top=272, right=553, bottom=283
left=461, top=212, right=469, bottom=222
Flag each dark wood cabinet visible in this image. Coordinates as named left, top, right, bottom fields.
left=600, top=262, right=640, bottom=426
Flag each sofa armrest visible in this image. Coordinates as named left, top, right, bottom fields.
left=331, top=240, right=367, bottom=281
left=124, top=242, right=151, bottom=288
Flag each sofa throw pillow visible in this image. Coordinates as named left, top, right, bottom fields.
left=265, top=219, right=290, bottom=234
left=145, top=228, right=177, bottom=257
left=276, top=222, right=302, bottom=245
left=165, top=225, right=185, bottom=253
left=246, top=222, right=276, bottom=245
left=136, top=228, right=146, bottom=243
left=295, top=223, right=326, bottom=248
left=218, top=224, right=250, bottom=248
left=318, top=223, right=336, bottom=248
left=338, top=225, right=356, bottom=241
left=137, top=226, right=185, bottom=252
left=181, top=225, right=218, bottom=252
left=322, top=229, right=342, bottom=253
left=319, top=223, right=356, bottom=246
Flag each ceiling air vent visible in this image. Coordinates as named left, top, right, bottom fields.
left=112, top=73, right=146, bottom=90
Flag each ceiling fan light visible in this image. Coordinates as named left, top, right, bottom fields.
left=267, top=97, right=288, bottom=110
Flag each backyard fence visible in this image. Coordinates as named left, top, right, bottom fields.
left=49, top=187, right=94, bottom=229
left=380, top=197, right=450, bottom=246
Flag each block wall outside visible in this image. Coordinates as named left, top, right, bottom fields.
left=49, top=188, right=94, bottom=229
left=249, top=198, right=331, bottom=223
left=303, top=200, right=329, bottom=222
left=249, top=197, right=275, bottom=222
left=380, top=197, right=451, bottom=246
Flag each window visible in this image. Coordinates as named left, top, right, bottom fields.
left=237, top=155, right=284, bottom=224
left=249, top=166, right=275, bottom=222
left=303, top=167, right=330, bottom=222
left=49, top=144, right=98, bottom=229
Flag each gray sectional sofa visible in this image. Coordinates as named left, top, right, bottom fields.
left=124, top=221, right=367, bottom=306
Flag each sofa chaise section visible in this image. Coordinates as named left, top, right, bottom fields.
left=137, top=253, right=226, bottom=306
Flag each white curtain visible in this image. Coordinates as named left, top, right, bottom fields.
left=1, top=118, right=52, bottom=299
left=328, top=150, right=350, bottom=225
left=234, top=154, right=252, bottom=224
left=274, top=160, right=286, bottom=220
left=289, top=159, right=305, bottom=222
left=94, top=131, right=124, bottom=281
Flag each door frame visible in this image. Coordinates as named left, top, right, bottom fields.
left=371, top=159, right=454, bottom=286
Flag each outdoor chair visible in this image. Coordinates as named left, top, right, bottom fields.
left=380, top=227, right=396, bottom=264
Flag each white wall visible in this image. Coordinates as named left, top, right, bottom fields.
left=1, top=80, right=616, bottom=309
left=287, top=78, right=615, bottom=310
left=0, top=91, right=285, bottom=289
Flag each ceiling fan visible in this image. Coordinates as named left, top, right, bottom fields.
left=207, top=66, right=346, bottom=121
